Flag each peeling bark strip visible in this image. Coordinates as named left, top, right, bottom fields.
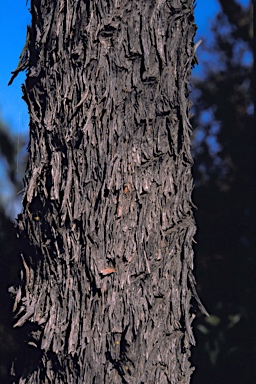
left=13, top=0, right=200, bottom=382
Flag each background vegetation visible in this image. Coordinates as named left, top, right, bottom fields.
left=191, top=2, right=254, bottom=383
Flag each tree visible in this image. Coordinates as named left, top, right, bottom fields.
left=10, top=1, right=205, bottom=382
left=190, top=1, right=254, bottom=383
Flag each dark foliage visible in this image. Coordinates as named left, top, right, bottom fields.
left=191, top=2, right=255, bottom=383
left=0, top=123, right=27, bottom=383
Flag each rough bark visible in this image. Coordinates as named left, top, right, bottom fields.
left=11, top=0, right=203, bottom=383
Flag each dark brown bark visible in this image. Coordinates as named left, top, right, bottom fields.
left=12, top=0, right=203, bottom=382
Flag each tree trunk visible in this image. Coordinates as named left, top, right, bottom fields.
left=12, top=0, right=202, bottom=382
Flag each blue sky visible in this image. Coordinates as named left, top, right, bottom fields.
left=0, top=1, right=30, bottom=135
left=0, top=0, right=250, bottom=135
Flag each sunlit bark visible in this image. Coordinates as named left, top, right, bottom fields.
left=13, top=1, right=201, bottom=382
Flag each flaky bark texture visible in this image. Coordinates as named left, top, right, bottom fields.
left=12, top=0, right=201, bottom=383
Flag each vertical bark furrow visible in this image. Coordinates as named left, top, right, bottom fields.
left=13, top=0, right=198, bottom=382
